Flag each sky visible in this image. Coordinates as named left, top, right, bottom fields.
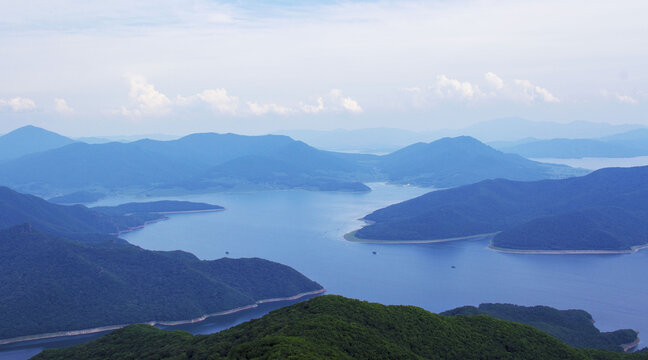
left=0, top=0, right=647, bottom=137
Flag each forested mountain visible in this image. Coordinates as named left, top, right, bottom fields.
left=0, top=186, right=155, bottom=239
left=34, top=295, right=647, bottom=360
left=0, top=127, right=583, bottom=196
left=375, top=136, right=579, bottom=187
left=354, top=166, right=648, bottom=251
left=0, top=125, right=75, bottom=162
left=442, top=303, right=639, bottom=352
left=0, top=224, right=322, bottom=340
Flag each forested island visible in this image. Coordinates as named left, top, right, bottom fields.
left=442, top=303, right=639, bottom=352
left=352, top=166, right=648, bottom=252
left=34, top=295, right=647, bottom=360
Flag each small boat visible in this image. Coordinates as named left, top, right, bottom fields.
left=451, top=265, right=456, bottom=269
left=372, top=251, right=377, bottom=255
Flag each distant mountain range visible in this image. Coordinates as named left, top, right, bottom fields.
left=0, top=126, right=583, bottom=196
left=442, top=303, right=638, bottom=352
left=0, top=188, right=322, bottom=341
left=34, top=295, right=646, bottom=360
left=284, top=119, right=645, bottom=153
left=493, top=129, right=648, bottom=159
left=0, top=125, right=76, bottom=162
left=352, top=166, right=648, bottom=252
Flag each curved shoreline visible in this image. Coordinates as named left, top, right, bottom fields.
left=489, top=243, right=648, bottom=255
left=344, top=229, right=499, bottom=244
left=0, top=288, right=326, bottom=346
left=113, top=209, right=225, bottom=236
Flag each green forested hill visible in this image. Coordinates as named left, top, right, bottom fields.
left=34, top=295, right=647, bottom=360
left=442, top=303, right=638, bottom=352
left=0, top=186, right=157, bottom=240
left=355, top=166, right=648, bottom=251
left=0, top=224, right=322, bottom=340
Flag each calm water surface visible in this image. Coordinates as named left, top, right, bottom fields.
left=3, top=182, right=647, bottom=358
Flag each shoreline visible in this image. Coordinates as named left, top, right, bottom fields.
left=0, top=288, right=326, bottom=346
left=621, top=332, right=641, bottom=352
left=344, top=229, right=499, bottom=244
left=489, top=243, right=648, bottom=255
left=113, top=209, right=225, bottom=236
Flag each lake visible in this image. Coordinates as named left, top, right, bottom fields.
left=2, top=182, right=648, bottom=358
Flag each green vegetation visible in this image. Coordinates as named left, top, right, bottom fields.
left=34, top=295, right=648, bottom=360
left=355, top=166, right=648, bottom=251
left=0, top=186, right=157, bottom=240
left=442, top=303, right=638, bottom=352
left=0, top=224, right=322, bottom=340
left=92, top=200, right=224, bottom=215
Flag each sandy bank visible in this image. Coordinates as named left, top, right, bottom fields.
left=344, top=229, right=498, bottom=244
left=489, top=243, right=648, bottom=255
left=0, top=288, right=326, bottom=346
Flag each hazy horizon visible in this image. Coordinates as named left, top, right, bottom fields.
left=1, top=0, right=647, bottom=137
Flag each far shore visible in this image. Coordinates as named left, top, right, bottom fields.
left=489, top=243, right=648, bottom=255
left=113, top=208, right=225, bottom=236
left=344, top=229, right=498, bottom=244
left=0, top=288, right=326, bottom=346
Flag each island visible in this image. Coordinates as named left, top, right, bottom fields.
left=349, top=166, right=648, bottom=253
left=442, top=303, right=640, bottom=352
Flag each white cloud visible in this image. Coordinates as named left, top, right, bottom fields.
left=125, top=75, right=172, bottom=116
left=327, top=89, right=363, bottom=113
left=404, top=73, right=561, bottom=106
left=116, top=75, right=362, bottom=117
left=513, top=79, right=560, bottom=103
left=484, top=72, right=504, bottom=90
left=616, top=94, right=638, bottom=104
left=0, top=97, right=36, bottom=111
left=196, top=89, right=239, bottom=114
left=301, top=97, right=325, bottom=113
left=342, top=97, right=363, bottom=113
left=247, top=102, right=294, bottom=115
left=433, top=75, right=482, bottom=100
left=54, top=98, right=75, bottom=115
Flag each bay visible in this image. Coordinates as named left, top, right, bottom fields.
left=2, top=182, right=647, bottom=358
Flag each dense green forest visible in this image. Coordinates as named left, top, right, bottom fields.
left=34, top=295, right=647, bottom=360
left=0, top=186, right=157, bottom=240
left=0, top=224, right=322, bottom=340
left=442, top=303, right=638, bottom=352
left=355, top=166, right=648, bottom=251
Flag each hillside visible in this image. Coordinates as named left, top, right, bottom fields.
left=353, top=166, right=648, bottom=251
left=92, top=200, right=224, bottom=215
left=34, top=295, right=647, bottom=360
left=0, top=132, right=371, bottom=195
left=442, top=303, right=639, bottom=352
left=0, top=125, right=75, bottom=162
left=0, top=224, right=322, bottom=340
left=0, top=186, right=158, bottom=239
left=0, top=128, right=584, bottom=195
left=375, top=136, right=583, bottom=187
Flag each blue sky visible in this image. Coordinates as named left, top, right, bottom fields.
left=1, top=0, right=647, bottom=136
